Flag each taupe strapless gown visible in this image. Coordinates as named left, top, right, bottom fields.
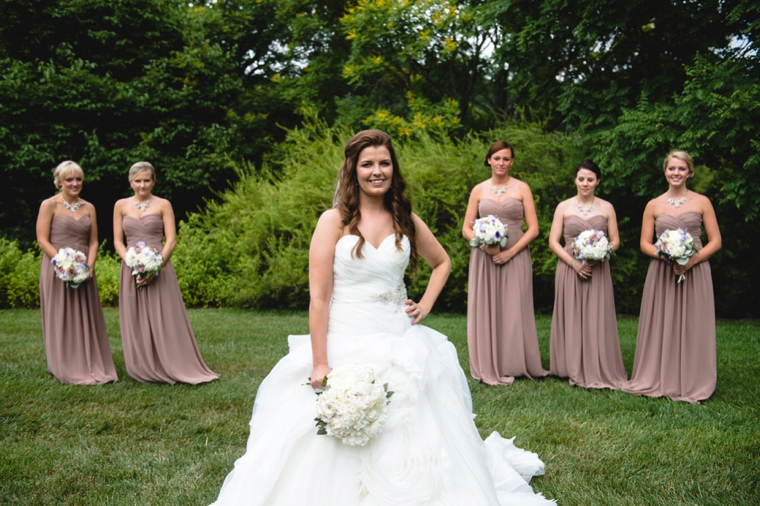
left=623, top=211, right=716, bottom=404
left=39, top=215, right=117, bottom=384
left=467, top=198, right=548, bottom=385
left=549, top=215, right=626, bottom=389
left=119, top=214, right=219, bottom=384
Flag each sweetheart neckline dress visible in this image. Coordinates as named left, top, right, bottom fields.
left=210, top=234, right=554, bottom=505
left=119, top=214, right=218, bottom=384
left=467, top=198, right=548, bottom=385
left=623, top=211, right=716, bottom=404
left=549, top=215, right=627, bottom=389
left=39, top=214, right=117, bottom=384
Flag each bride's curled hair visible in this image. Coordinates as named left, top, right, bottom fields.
left=334, top=130, right=418, bottom=274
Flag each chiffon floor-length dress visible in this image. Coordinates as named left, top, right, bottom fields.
left=467, top=198, right=548, bottom=385
left=623, top=211, right=716, bottom=404
left=211, top=234, right=554, bottom=506
left=39, top=214, right=118, bottom=384
left=549, top=215, right=627, bottom=389
left=119, top=214, right=218, bottom=384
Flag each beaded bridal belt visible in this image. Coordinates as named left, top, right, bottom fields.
left=368, top=281, right=408, bottom=313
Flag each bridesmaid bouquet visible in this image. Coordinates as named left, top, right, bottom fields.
left=125, top=241, right=163, bottom=287
left=51, top=247, right=89, bottom=288
left=314, top=363, right=394, bottom=446
left=571, top=229, right=613, bottom=266
left=469, top=215, right=508, bottom=249
left=654, top=228, right=700, bottom=283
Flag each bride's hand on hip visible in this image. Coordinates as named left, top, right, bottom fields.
left=310, top=363, right=332, bottom=390
left=405, top=299, right=429, bottom=325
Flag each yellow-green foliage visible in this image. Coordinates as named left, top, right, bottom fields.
left=95, top=245, right=122, bottom=307
left=173, top=119, right=591, bottom=312
left=1, top=239, right=41, bottom=309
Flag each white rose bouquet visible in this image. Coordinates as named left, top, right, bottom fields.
left=571, top=229, right=613, bottom=266
left=314, top=363, right=393, bottom=447
left=51, top=247, right=89, bottom=288
left=469, top=215, right=508, bottom=249
left=125, top=241, right=163, bottom=287
left=654, top=228, right=700, bottom=283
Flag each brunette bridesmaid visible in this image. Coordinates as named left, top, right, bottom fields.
left=548, top=161, right=626, bottom=389
left=462, top=141, right=548, bottom=385
left=623, top=150, right=721, bottom=403
left=113, top=162, right=218, bottom=384
left=36, top=161, right=117, bottom=384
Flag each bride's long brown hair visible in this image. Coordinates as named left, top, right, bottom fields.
left=334, top=130, right=418, bottom=274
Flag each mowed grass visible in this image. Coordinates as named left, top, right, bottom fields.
left=1, top=309, right=758, bottom=505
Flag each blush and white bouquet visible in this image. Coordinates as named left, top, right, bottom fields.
left=51, top=247, right=89, bottom=288
left=125, top=241, right=163, bottom=287
left=654, top=228, right=700, bottom=283
left=469, top=215, right=508, bottom=249
left=314, top=363, right=393, bottom=446
left=571, top=229, right=613, bottom=266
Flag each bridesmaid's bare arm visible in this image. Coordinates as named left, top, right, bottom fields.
left=36, top=198, right=59, bottom=259
left=113, top=199, right=128, bottom=261
left=676, top=194, right=722, bottom=274
left=604, top=200, right=621, bottom=252
left=462, top=183, right=483, bottom=242
left=86, top=202, right=99, bottom=277
left=159, top=198, right=177, bottom=264
left=639, top=199, right=660, bottom=260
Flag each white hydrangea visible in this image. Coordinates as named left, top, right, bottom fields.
left=469, top=215, right=508, bottom=248
left=571, top=229, right=613, bottom=265
left=654, top=228, right=699, bottom=283
left=125, top=241, right=163, bottom=279
left=314, top=363, right=392, bottom=446
left=51, top=247, right=89, bottom=288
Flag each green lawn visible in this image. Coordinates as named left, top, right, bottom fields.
left=1, top=309, right=758, bottom=505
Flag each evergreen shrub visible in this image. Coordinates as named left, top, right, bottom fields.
left=171, top=120, right=648, bottom=314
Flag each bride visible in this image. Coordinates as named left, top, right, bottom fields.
left=210, top=130, right=554, bottom=505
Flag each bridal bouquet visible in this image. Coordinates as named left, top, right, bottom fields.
left=314, top=363, right=393, bottom=446
left=469, top=215, right=508, bottom=248
left=125, top=241, right=163, bottom=287
left=571, top=229, right=613, bottom=266
left=654, top=228, right=700, bottom=283
left=51, top=247, right=89, bottom=288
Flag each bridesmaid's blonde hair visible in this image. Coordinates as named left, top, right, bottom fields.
left=129, top=162, right=157, bottom=182
left=663, top=150, right=694, bottom=177
left=53, top=161, right=84, bottom=190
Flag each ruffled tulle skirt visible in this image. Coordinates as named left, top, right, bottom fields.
left=211, top=321, right=553, bottom=505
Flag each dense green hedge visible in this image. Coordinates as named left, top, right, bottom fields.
left=170, top=121, right=648, bottom=315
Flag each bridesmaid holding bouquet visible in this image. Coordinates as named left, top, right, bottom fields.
left=462, top=141, right=548, bottom=385
left=548, top=161, right=626, bottom=389
left=36, top=161, right=117, bottom=384
left=113, top=162, right=218, bottom=384
left=624, top=150, right=721, bottom=403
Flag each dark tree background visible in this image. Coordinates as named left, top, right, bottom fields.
left=2, top=0, right=757, bottom=316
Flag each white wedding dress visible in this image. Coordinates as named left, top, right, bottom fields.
left=211, top=235, right=555, bottom=506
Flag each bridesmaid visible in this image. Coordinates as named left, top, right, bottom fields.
left=548, top=161, right=626, bottom=389
left=36, top=161, right=118, bottom=384
left=623, top=150, right=721, bottom=403
left=462, top=141, right=548, bottom=385
left=113, top=162, right=219, bottom=384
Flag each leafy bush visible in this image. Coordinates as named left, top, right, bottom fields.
left=172, top=119, right=629, bottom=314
left=4, top=244, right=41, bottom=309
left=95, top=245, right=121, bottom=307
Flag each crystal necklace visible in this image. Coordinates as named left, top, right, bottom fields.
left=62, top=198, right=80, bottom=212
left=667, top=194, right=687, bottom=208
left=133, top=198, right=151, bottom=211
left=491, top=178, right=509, bottom=197
left=577, top=197, right=594, bottom=217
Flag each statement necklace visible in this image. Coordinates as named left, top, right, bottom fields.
left=62, top=198, right=80, bottom=213
left=491, top=178, right=509, bottom=197
left=577, top=198, right=594, bottom=217
left=133, top=198, right=151, bottom=211
left=667, top=194, right=687, bottom=208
